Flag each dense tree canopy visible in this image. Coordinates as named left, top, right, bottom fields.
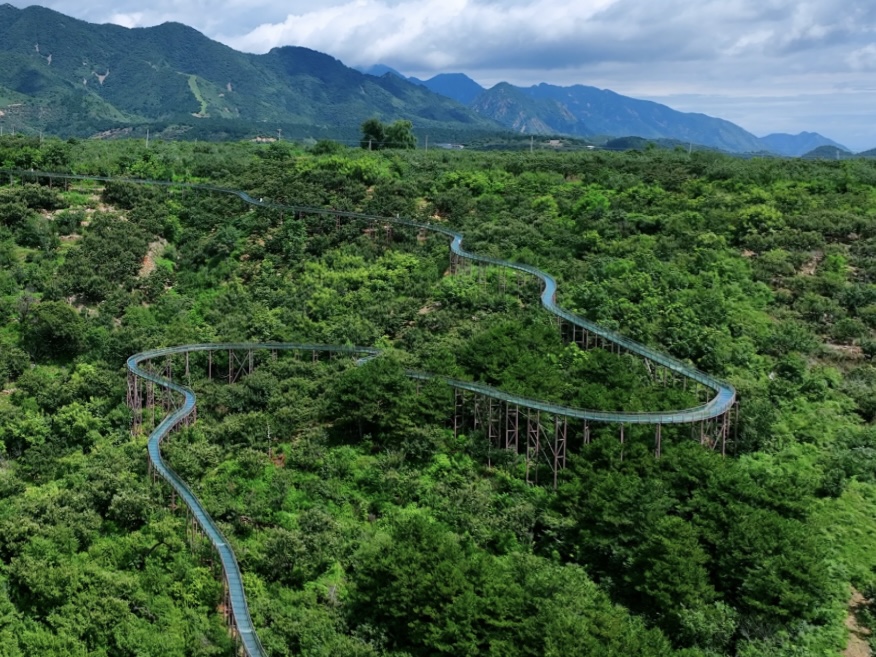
left=0, top=135, right=874, bottom=656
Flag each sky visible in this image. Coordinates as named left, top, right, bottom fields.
left=8, top=0, right=876, bottom=150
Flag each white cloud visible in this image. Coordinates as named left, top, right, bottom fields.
left=221, top=0, right=618, bottom=63
left=107, top=12, right=145, bottom=28
left=721, top=30, right=775, bottom=58
left=847, top=44, right=876, bottom=71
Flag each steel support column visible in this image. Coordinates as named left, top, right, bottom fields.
left=146, top=380, right=155, bottom=429
left=733, top=401, right=740, bottom=455
left=526, top=410, right=541, bottom=485
left=619, top=423, right=625, bottom=461
left=227, top=349, right=252, bottom=383
left=552, top=415, right=568, bottom=489
left=655, top=423, right=662, bottom=458
left=505, top=403, right=519, bottom=452
left=453, top=388, right=464, bottom=438
left=127, top=371, right=142, bottom=435
left=487, top=397, right=500, bottom=449
left=161, top=357, right=175, bottom=413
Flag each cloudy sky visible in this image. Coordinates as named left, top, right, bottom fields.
left=9, top=0, right=876, bottom=150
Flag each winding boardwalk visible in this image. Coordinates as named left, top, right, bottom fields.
left=8, top=170, right=736, bottom=657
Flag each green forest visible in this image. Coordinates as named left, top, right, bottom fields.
left=1, top=135, right=875, bottom=657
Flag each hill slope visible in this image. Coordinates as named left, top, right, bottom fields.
left=0, top=5, right=498, bottom=138
left=800, top=145, right=855, bottom=160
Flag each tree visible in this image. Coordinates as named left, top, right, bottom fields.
left=360, top=118, right=386, bottom=151
left=360, top=118, right=416, bottom=150
left=322, top=354, right=417, bottom=442
left=385, top=119, right=416, bottom=149
left=309, top=139, right=346, bottom=155
left=21, top=301, right=86, bottom=362
left=349, top=510, right=483, bottom=655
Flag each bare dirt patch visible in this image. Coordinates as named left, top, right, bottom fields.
left=845, top=589, right=872, bottom=657
left=269, top=448, right=286, bottom=468
left=87, top=201, right=115, bottom=215
left=139, top=238, right=168, bottom=278
left=800, top=250, right=824, bottom=276
left=825, top=343, right=864, bottom=360
left=418, top=303, right=440, bottom=315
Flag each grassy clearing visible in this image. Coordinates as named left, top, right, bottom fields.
left=819, top=481, right=876, bottom=590
left=187, top=75, right=208, bottom=116
left=60, top=190, right=96, bottom=208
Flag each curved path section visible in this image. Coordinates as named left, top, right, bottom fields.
left=10, top=169, right=738, bottom=657
left=128, top=344, right=379, bottom=657
left=11, top=169, right=735, bottom=424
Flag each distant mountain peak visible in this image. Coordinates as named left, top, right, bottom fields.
left=269, top=45, right=340, bottom=59
left=760, top=132, right=849, bottom=157
left=357, top=64, right=408, bottom=79
left=418, top=73, right=485, bottom=106
left=432, top=72, right=479, bottom=82
left=0, top=2, right=17, bottom=20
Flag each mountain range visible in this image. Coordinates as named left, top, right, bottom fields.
left=0, top=4, right=852, bottom=154
left=381, top=69, right=848, bottom=156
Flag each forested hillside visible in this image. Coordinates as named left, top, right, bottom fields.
left=0, top=136, right=875, bottom=656
left=0, top=5, right=497, bottom=140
